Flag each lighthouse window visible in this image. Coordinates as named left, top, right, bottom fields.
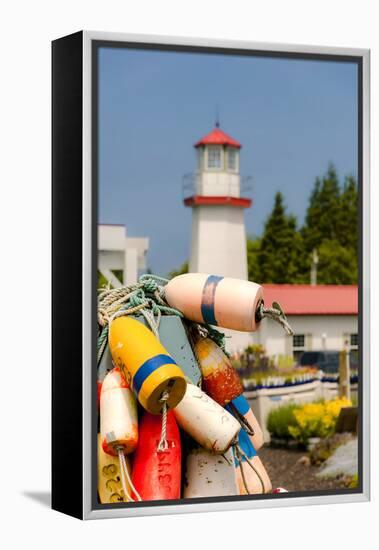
left=197, top=148, right=204, bottom=170
left=228, top=148, right=237, bottom=171
left=207, top=146, right=222, bottom=169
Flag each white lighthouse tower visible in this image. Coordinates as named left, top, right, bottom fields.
left=184, top=124, right=251, bottom=279
left=183, top=124, right=253, bottom=351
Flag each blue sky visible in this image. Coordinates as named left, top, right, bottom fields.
left=98, top=46, right=358, bottom=277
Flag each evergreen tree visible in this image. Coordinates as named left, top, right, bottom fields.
left=257, top=192, right=303, bottom=283
left=316, top=239, right=358, bottom=284
left=302, top=164, right=340, bottom=254
left=300, top=166, right=358, bottom=284
left=247, top=237, right=262, bottom=282
left=337, top=175, right=358, bottom=251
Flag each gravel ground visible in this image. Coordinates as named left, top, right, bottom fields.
left=259, top=445, right=350, bottom=492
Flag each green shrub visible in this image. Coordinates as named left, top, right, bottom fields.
left=266, top=403, right=298, bottom=440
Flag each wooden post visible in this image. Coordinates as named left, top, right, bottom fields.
left=339, top=337, right=351, bottom=400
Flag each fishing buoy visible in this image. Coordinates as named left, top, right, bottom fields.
left=194, top=337, right=244, bottom=406
left=226, top=394, right=264, bottom=451
left=131, top=411, right=181, bottom=501
left=164, top=273, right=263, bottom=331
left=109, top=316, right=187, bottom=414
left=183, top=447, right=238, bottom=498
left=194, top=338, right=264, bottom=449
left=234, top=430, right=272, bottom=494
left=173, top=383, right=240, bottom=454
left=97, top=434, right=131, bottom=503
left=100, top=367, right=141, bottom=501
left=97, top=345, right=113, bottom=407
left=133, top=315, right=202, bottom=385
left=100, top=367, right=138, bottom=456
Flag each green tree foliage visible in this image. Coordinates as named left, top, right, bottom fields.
left=247, top=237, right=262, bottom=281
left=316, top=239, right=358, bottom=284
left=169, top=165, right=358, bottom=285
left=300, top=165, right=358, bottom=284
left=302, top=165, right=341, bottom=253
left=254, top=192, right=303, bottom=283
left=168, top=261, right=189, bottom=279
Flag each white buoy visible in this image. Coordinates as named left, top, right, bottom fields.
left=100, top=367, right=138, bottom=456
left=183, top=447, right=238, bottom=498
left=173, top=383, right=240, bottom=454
left=164, top=273, right=263, bottom=331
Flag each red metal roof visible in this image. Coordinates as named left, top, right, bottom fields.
left=195, top=127, right=241, bottom=148
left=262, top=284, right=358, bottom=316
left=184, top=195, right=251, bottom=208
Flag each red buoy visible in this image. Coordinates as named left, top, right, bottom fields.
left=131, top=411, right=181, bottom=501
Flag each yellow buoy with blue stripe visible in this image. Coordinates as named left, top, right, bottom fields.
left=109, top=316, right=187, bottom=414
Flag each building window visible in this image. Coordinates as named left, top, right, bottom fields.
left=293, top=334, right=305, bottom=361
left=207, top=146, right=222, bottom=169
left=350, top=333, right=358, bottom=349
left=293, top=334, right=305, bottom=348
left=227, top=148, right=237, bottom=171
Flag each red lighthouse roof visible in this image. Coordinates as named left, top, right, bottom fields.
left=262, top=284, right=358, bottom=316
left=195, top=126, right=241, bottom=148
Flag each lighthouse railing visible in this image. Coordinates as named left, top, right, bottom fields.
left=182, top=172, right=252, bottom=199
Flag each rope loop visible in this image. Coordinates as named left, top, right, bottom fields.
left=157, top=390, right=170, bottom=452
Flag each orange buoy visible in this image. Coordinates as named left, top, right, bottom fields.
left=194, top=338, right=263, bottom=449
left=100, top=367, right=138, bottom=457
left=194, top=337, right=244, bottom=406
left=131, top=411, right=181, bottom=501
left=164, top=273, right=263, bottom=331
left=173, top=383, right=240, bottom=454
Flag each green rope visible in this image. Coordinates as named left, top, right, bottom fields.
left=97, top=275, right=184, bottom=366
left=97, top=325, right=109, bottom=364
left=97, top=274, right=228, bottom=369
left=204, top=324, right=227, bottom=353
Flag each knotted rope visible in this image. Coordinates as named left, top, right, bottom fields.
left=97, top=275, right=184, bottom=365
left=157, top=390, right=170, bottom=452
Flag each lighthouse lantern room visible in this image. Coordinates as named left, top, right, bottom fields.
left=183, top=124, right=252, bottom=281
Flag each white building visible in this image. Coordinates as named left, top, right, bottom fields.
left=98, top=224, right=149, bottom=286
left=254, top=284, right=358, bottom=360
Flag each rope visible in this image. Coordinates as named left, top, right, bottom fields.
left=256, top=301, right=294, bottom=335
left=97, top=275, right=184, bottom=366
left=157, top=390, right=170, bottom=452
left=234, top=442, right=266, bottom=494
left=117, top=447, right=142, bottom=502
left=97, top=325, right=109, bottom=364
left=228, top=401, right=255, bottom=436
left=117, top=448, right=133, bottom=502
